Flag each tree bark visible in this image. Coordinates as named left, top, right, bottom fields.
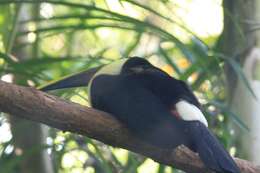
left=0, top=81, right=259, bottom=173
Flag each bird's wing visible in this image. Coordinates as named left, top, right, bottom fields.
left=133, top=68, right=201, bottom=108
left=129, top=68, right=210, bottom=126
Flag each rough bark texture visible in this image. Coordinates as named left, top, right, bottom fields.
left=0, top=81, right=259, bottom=173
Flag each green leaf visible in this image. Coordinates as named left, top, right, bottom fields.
left=123, top=33, right=142, bottom=57
left=0, top=5, right=11, bottom=52
left=228, top=58, right=257, bottom=99
left=3, top=1, right=195, bottom=62
left=216, top=53, right=257, bottom=99
left=158, top=46, right=182, bottom=75
left=0, top=52, right=15, bottom=64
left=210, top=100, right=250, bottom=132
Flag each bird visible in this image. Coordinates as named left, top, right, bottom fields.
left=40, top=57, right=240, bottom=173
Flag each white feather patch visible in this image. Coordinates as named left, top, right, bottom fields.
left=175, top=100, right=208, bottom=127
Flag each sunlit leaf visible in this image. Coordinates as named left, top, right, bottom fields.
left=210, top=100, right=250, bottom=132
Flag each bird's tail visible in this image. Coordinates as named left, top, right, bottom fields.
left=38, top=66, right=101, bottom=91
left=191, top=122, right=240, bottom=173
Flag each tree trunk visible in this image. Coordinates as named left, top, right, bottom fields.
left=8, top=4, right=54, bottom=173
left=231, top=48, right=260, bottom=163
left=219, top=0, right=260, bottom=164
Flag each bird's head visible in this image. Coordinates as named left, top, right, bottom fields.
left=121, top=57, right=152, bottom=73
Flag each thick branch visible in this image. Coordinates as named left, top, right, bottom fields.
left=0, top=81, right=259, bottom=173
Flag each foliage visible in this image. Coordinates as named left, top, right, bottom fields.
left=0, top=0, right=249, bottom=172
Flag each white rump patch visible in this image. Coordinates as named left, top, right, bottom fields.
left=175, top=100, right=208, bottom=127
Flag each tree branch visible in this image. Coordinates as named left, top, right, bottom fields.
left=0, top=80, right=259, bottom=173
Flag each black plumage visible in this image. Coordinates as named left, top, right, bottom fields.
left=40, top=57, right=240, bottom=173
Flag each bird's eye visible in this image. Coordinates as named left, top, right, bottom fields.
left=129, top=66, right=144, bottom=73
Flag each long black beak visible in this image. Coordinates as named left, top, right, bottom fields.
left=38, top=66, right=102, bottom=91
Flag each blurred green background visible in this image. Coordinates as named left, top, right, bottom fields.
left=0, top=0, right=259, bottom=173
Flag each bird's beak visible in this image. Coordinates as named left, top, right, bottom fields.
left=38, top=66, right=102, bottom=91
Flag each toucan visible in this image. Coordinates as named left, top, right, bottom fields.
left=40, top=57, right=240, bottom=173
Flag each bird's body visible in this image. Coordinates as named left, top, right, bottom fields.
left=40, top=57, right=240, bottom=173
left=89, top=58, right=201, bottom=149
